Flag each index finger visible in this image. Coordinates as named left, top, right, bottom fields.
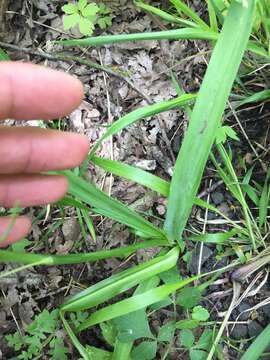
left=0, top=61, right=84, bottom=120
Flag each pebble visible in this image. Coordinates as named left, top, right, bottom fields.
left=261, top=303, right=270, bottom=320
left=248, top=321, right=264, bottom=338
left=190, top=246, right=213, bottom=274
left=211, top=192, right=224, bottom=205
left=235, top=302, right=251, bottom=321
left=231, top=324, right=248, bottom=340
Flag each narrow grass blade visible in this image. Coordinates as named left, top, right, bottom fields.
left=92, top=156, right=170, bottom=197
left=240, top=322, right=270, bottom=360
left=259, top=169, right=270, bottom=229
left=135, top=1, right=197, bottom=28
left=164, top=0, right=256, bottom=243
left=58, top=28, right=218, bottom=46
left=77, top=275, right=199, bottom=331
left=0, top=240, right=164, bottom=265
left=170, top=0, right=210, bottom=30
left=60, top=311, right=91, bottom=360
left=234, top=89, right=270, bottom=108
left=61, top=247, right=179, bottom=312
left=88, top=94, right=196, bottom=158
left=63, top=170, right=167, bottom=241
left=206, top=0, right=219, bottom=32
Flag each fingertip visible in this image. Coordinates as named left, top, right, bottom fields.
left=0, top=216, right=31, bottom=247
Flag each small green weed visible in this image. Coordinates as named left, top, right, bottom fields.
left=62, top=0, right=112, bottom=36
left=5, top=309, right=69, bottom=360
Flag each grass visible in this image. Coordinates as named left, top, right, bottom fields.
left=1, top=0, right=270, bottom=359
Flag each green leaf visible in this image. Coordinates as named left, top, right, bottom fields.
left=192, top=306, right=210, bottom=321
left=159, top=266, right=182, bottom=284
left=175, top=319, right=200, bottom=330
left=82, top=3, right=99, bottom=18
left=176, top=287, right=202, bottom=309
left=63, top=13, right=80, bottom=30
left=164, top=0, right=256, bottom=243
left=131, top=341, right=157, bottom=360
left=259, top=170, right=269, bottom=228
left=63, top=170, right=167, bottom=242
left=194, top=329, right=213, bottom=351
left=5, top=332, right=24, bottom=351
left=188, top=230, right=237, bottom=244
left=190, top=349, right=208, bottom=360
left=158, top=321, right=176, bottom=342
left=61, top=248, right=179, bottom=312
left=100, top=322, right=116, bottom=346
left=85, top=345, right=111, bottom=360
left=77, top=275, right=199, bottom=331
left=92, top=156, right=170, bottom=197
left=180, top=329, right=195, bottom=349
left=62, top=3, right=78, bottom=14
left=0, top=48, right=10, bottom=61
left=112, top=309, right=154, bottom=342
left=11, top=238, right=31, bottom=253
left=78, top=0, right=87, bottom=12
left=170, top=0, right=210, bottom=30
left=79, top=17, right=95, bottom=35
left=216, top=126, right=240, bottom=144
left=97, top=16, right=112, bottom=29
left=50, top=338, right=69, bottom=360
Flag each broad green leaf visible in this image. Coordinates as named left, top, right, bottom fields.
left=112, top=309, right=154, bottom=342
left=192, top=306, right=210, bottom=321
left=176, top=287, right=202, bottom=308
left=62, top=3, right=78, bottom=14
left=131, top=341, right=157, bottom=360
left=180, top=329, right=195, bottom=349
left=11, top=239, right=31, bottom=253
left=164, top=0, right=256, bottom=243
left=88, top=94, right=196, bottom=158
left=190, top=349, right=208, bottom=360
left=78, top=275, right=199, bottom=331
left=79, top=17, right=95, bottom=35
left=159, top=266, right=182, bottom=284
left=78, top=0, right=87, bottom=12
left=82, top=3, right=99, bottom=18
left=100, top=322, right=116, bottom=347
left=194, top=329, right=213, bottom=351
left=85, top=346, right=111, bottom=360
left=175, top=319, right=200, bottom=330
left=61, top=247, right=179, bottom=312
left=158, top=321, right=176, bottom=342
left=63, top=14, right=80, bottom=30
left=240, top=322, right=270, bottom=360
left=63, top=170, right=167, bottom=241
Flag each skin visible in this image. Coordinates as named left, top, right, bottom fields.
left=0, top=61, right=89, bottom=247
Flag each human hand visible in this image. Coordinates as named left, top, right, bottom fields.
left=0, top=62, right=89, bottom=247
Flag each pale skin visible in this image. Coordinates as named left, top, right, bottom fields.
left=0, top=62, right=90, bottom=247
